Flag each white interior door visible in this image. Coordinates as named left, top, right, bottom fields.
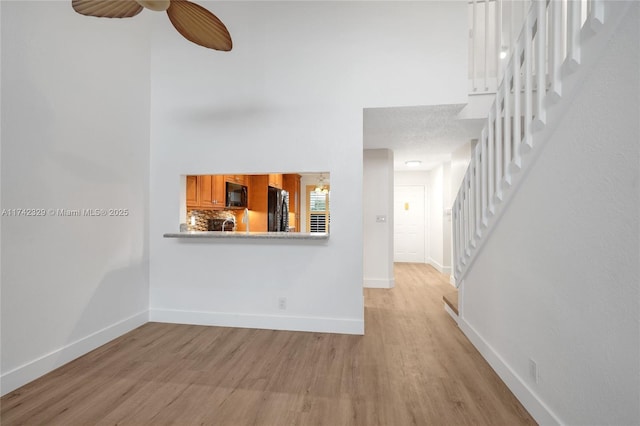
left=394, top=185, right=425, bottom=263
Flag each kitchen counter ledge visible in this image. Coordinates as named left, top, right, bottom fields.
left=164, top=231, right=329, bottom=240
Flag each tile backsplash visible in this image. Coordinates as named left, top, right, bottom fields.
left=186, top=209, right=235, bottom=231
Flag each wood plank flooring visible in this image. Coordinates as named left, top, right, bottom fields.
left=0, top=263, right=535, bottom=425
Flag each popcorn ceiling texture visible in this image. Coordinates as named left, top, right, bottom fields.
left=363, top=104, right=483, bottom=170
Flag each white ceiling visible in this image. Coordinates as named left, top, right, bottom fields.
left=363, top=104, right=484, bottom=171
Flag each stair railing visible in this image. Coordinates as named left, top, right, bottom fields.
left=453, top=0, right=604, bottom=283
left=469, top=0, right=532, bottom=93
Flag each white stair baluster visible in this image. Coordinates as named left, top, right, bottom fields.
left=567, top=0, right=582, bottom=70
left=487, top=108, right=495, bottom=214
left=503, top=65, right=512, bottom=185
left=495, top=90, right=503, bottom=200
left=469, top=157, right=477, bottom=248
left=475, top=144, right=483, bottom=239
left=464, top=174, right=470, bottom=258
left=481, top=127, right=489, bottom=226
left=588, top=0, right=604, bottom=30
left=524, top=10, right=533, bottom=149
left=472, top=0, right=478, bottom=92
left=484, top=0, right=490, bottom=91
left=534, top=0, right=547, bottom=129
left=513, top=40, right=522, bottom=168
left=496, top=0, right=503, bottom=83
left=549, top=0, right=563, bottom=101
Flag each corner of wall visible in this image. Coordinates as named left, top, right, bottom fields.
left=1, top=311, right=148, bottom=396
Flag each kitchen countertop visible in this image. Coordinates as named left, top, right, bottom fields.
left=163, top=231, right=329, bottom=240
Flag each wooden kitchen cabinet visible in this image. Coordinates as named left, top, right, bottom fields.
left=211, top=175, right=226, bottom=208
left=187, top=175, right=225, bottom=209
left=199, top=175, right=213, bottom=206
left=268, top=173, right=283, bottom=189
left=249, top=175, right=269, bottom=232
left=186, top=175, right=199, bottom=208
left=225, top=174, right=248, bottom=186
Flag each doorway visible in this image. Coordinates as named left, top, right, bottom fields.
left=394, top=185, right=425, bottom=263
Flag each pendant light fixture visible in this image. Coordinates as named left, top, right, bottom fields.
left=314, top=174, right=329, bottom=194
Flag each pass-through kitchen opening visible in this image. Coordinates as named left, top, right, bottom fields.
left=181, top=173, right=330, bottom=235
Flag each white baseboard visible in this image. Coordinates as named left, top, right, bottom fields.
left=449, top=275, right=456, bottom=287
left=149, top=309, right=365, bottom=335
left=0, top=310, right=148, bottom=396
left=427, top=259, right=451, bottom=275
left=363, top=278, right=395, bottom=288
left=458, top=317, right=562, bottom=426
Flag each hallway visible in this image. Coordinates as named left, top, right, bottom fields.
left=364, top=263, right=534, bottom=425
left=1, top=263, right=535, bottom=425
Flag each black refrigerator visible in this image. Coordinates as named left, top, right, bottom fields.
left=268, top=187, right=289, bottom=232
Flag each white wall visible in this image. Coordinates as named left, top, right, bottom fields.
left=427, top=166, right=445, bottom=272
left=461, top=4, right=640, bottom=424
left=425, top=163, right=453, bottom=275
left=442, top=162, right=452, bottom=272
left=149, top=1, right=467, bottom=334
left=363, top=149, right=394, bottom=288
left=395, top=171, right=431, bottom=188
left=1, top=1, right=150, bottom=395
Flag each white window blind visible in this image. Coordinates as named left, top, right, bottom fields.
left=306, top=185, right=330, bottom=233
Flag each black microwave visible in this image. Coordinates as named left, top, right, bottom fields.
left=226, top=182, right=248, bottom=208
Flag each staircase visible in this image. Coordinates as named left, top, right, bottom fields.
left=452, top=0, right=634, bottom=284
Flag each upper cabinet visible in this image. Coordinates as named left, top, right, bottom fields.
left=186, top=175, right=199, bottom=207
left=200, top=175, right=225, bottom=208
left=199, top=175, right=213, bottom=206
left=225, top=174, right=248, bottom=186
left=268, top=173, right=283, bottom=189
left=187, top=175, right=225, bottom=210
left=282, top=174, right=300, bottom=213
left=214, top=175, right=225, bottom=207
left=248, top=175, right=269, bottom=232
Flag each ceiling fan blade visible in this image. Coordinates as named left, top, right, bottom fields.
left=166, top=0, right=232, bottom=51
left=72, top=0, right=143, bottom=18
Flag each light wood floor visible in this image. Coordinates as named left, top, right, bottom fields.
left=1, top=263, right=535, bottom=425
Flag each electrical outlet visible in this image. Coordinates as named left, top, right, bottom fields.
left=529, top=359, right=539, bottom=384
left=278, top=297, right=287, bottom=310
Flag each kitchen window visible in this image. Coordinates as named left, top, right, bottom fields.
left=306, top=185, right=330, bottom=233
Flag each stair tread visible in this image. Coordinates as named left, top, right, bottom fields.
left=443, top=291, right=459, bottom=316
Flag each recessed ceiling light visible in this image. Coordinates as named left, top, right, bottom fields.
left=405, top=160, right=422, bottom=167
